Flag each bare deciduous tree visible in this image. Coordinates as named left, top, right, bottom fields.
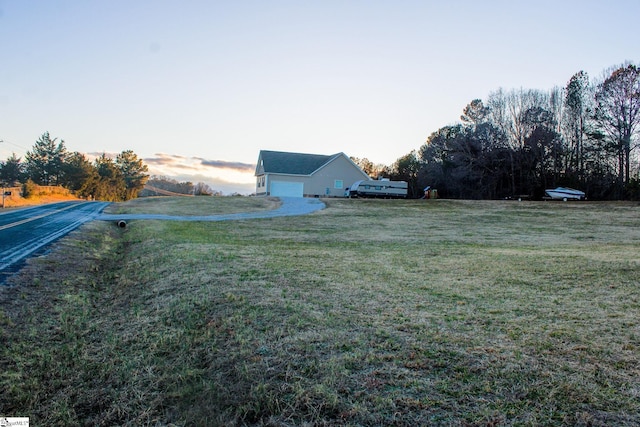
left=594, top=64, right=640, bottom=196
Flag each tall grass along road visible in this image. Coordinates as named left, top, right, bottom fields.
left=1, top=198, right=639, bottom=426
left=0, top=201, right=110, bottom=283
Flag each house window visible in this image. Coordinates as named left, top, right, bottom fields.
left=334, top=180, right=343, bottom=189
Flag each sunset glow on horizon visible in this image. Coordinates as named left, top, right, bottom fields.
left=1, top=1, right=637, bottom=194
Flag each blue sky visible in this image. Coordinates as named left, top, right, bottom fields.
left=1, top=0, right=638, bottom=194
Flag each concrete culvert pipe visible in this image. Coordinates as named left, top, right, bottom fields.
left=117, top=220, right=127, bottom=228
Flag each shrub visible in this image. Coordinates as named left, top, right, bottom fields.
left=22, top=179, right=37, bottom=198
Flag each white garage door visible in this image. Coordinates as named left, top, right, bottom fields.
left=270, top=181, right=304, bottom=197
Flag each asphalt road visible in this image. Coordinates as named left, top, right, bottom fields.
left=0, top=201, right=110, bottom=282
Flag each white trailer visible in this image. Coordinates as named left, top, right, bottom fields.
left=348, top=179, right=408, bottom=198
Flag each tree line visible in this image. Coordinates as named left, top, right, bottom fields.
left=0, top=132, right=149, bottom=201
left=140, top=176, right=220, bottom=196
left=358, top=63, right=640, bottom=200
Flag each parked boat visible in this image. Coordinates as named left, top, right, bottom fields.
left=545, top=187, right=586, bottom=201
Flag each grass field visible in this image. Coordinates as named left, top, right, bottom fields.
left=1, top=198, right=639, bottom=426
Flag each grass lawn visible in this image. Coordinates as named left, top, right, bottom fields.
left=1, top=198, right=639, bottom=426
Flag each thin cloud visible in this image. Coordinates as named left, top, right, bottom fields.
left=156, top=153, right=189, bottom=160
left=145, top=159, right=197, bottom=172
left=143, top=154, right=255, bottom=174
left=144, top=157, right=173, bottom=166
left=144, top=153, right=199, bottom=169
left=199, top=158, right=255, bottom=172
left=86, top=151, right=119, bottom=159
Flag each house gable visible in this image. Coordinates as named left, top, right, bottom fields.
left=312, top=153, right=369, bottom=179
left=255, top=150, right=370, bottom=197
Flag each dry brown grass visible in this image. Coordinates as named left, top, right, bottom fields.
left=1, top=192, right=80, bottom=208
left=1, top=198, right=639, bottom=426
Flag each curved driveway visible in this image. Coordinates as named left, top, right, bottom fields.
left=98, top=197, right=326, bottom=222
left=1, top=197, right=325, bottom=283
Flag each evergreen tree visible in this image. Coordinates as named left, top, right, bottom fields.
left=25, top=132, right=67, bottom=185
left=61, top=152, right=97, bottom=197
left=0, top=153, right=25, bottom=184
left=116, top=150, right=149, bottom=200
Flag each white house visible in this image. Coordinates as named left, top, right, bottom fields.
left=255, top=150, right=370, bottom=197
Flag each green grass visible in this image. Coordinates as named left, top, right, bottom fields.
left=1, top=198, right=639, bottom=426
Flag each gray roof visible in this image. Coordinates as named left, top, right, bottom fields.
left=258, top=150, right=340, bottom=175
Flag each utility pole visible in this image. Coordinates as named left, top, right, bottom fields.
left=1, top=181, right=7, bottom=209
left=0, top=140, right=9, bottom=208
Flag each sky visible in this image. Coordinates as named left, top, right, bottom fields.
left=1, top=0, right=638, bottom=194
